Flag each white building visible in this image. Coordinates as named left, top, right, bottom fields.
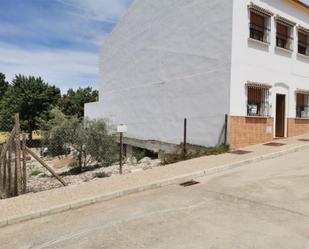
left=86, top=0, right=309, bottom=150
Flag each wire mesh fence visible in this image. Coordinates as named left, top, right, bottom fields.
left=0, top=112, right=229, bottom=198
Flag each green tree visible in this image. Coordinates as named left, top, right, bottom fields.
left=0, top=75, right=61, bottom=139
left=42, top=109, right=117, bottom=173
left=58, top=87, right=98, bottom=118
left=0, top=73, right=9, bottom=98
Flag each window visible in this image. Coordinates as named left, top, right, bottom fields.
left=276, top=21, right=294, bottom=51
left=298, top=31, right=309, bottom=56
left=247, top=85, right=270, bottom=117
left=249, top=11, right=270, bottom=43
left=296, top=93, right=309, bottom=118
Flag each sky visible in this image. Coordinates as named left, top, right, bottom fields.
left=0, top=0, right=309, bottom=93
left=0, top=0, right=132, bottom=93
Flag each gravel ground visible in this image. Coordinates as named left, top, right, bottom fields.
left=26, top=156, right=162, bottom=193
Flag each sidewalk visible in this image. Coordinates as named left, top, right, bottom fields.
left=1, top=135, right=309, bottom=228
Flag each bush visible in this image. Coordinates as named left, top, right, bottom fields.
left=94, top=172, right=110, bottom=178
left=30, top=169, right=43, bottom=176
left=41, top=108, right=118, bottom=173
left=161, top=144, right=229, bottom=165
left=133, top=149, right=146, bottom=161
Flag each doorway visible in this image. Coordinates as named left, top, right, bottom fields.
left=275, top=94, right=286, bottom=137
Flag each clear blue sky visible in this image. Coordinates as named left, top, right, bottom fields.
left=0, top=0, right=132, bottom=93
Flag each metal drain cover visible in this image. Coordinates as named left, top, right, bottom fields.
left=180, top=180, right=200, bottom=187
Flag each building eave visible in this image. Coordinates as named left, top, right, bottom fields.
left=288, top=0, right=309, bottom=12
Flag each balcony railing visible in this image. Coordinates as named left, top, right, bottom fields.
left=250, top=23, right=270, bottom=43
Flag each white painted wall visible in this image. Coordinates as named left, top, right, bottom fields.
left=230, top=0, right=309, bottom=137
left=87, top=0, right=234, bottom=146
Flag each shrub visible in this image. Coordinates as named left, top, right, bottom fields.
left=133, top=149, right=146, bottom=161
left=41, top=109, right=118, bottom=173
left=161, top=144, right=229, bottom=165
left=94, top=172, right=110, bottom=178
left=30, top=169, right=43, bottom=176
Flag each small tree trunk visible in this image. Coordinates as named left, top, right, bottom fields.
left=78, top=147, right=82, bottom=173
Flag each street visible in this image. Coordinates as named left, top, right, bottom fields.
left=1, top=148, right=309, bottom=249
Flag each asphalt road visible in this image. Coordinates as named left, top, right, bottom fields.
left=1, top=148, right=309, bottom=249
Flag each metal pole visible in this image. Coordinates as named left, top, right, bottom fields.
left=119, top=132, right=123, bottom=175
left=183, top=118, right=187, bottom=158
left=224, top=114, right=228, bottom=145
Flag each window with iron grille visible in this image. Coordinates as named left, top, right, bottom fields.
left=249, top=11, right=271, bottom=43
left=298, top=31, right=309, bottom=56
left=276, top=22, right=294, bottom=51
left=247, top=86, right=270, bottom=117
left=296, top=93, right=309, bottom=118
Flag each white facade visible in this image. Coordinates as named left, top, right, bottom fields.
left=86, top=0, right=309, bottom=148
left=230, top=0, right=309, bottom=137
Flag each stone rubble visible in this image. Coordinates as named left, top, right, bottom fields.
left=27, top=157, right=162, bottom=193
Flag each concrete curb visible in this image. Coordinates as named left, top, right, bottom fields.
left=1, top=143, right=309, bottom=228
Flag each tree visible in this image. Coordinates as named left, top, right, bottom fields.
left=0, top=75, right=61, bottom=139
left=42, top=109, right=117, bottom=173
left=58, top=87, right=98, bottom=118
left=0, top=73, right=9, bottom=99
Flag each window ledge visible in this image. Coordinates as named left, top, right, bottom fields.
left=297, top=53, right=309, bottom=59
left=246, top=116, right=271, bottom=119
left=248, top=38, right=270, bottom=47
left=275, top=46, right=293, bottom=54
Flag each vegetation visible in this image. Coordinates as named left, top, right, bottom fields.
left=41, top=108, right=117, bottom=173
left=58, top=87, right=98, bottom=118
left=161, top=144, right=229, bottom=165
left=133, top=149, right=146, bottom=161
left=0, top=73, right=9, bottom=99
left=0, top=75, right=61, bottom=140
left=0, top=73, right=99, bottom=140
left=30, top=169, right=43, bottom=176
left=94, top=172, right=110, bottom=178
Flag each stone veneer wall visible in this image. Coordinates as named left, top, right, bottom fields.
left=288, top=118, right=309, bottom=137
left=229, top=116, right=273, bottom=149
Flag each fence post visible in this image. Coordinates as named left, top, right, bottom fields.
left=22, top=134, right=27, bottom=193
left=119, top=132, right=123, bottom=175
left=14, top=113, right=22, bottom=196
left=224, top=114, right=228, bottom=145
left=8, top=144, right=12, bottom=196
left=183, top=118, right=187, bottom=159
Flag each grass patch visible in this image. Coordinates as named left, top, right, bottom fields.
left=30, top=169, right=43, bottom=176
left=161, top=144, right=229, bottom=165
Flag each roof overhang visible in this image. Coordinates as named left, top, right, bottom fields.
left=288, top=0, right=309, bottom=12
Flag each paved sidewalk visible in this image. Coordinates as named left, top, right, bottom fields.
left=1, top=135, right=309, bottom=228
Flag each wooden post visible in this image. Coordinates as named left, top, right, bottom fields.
left=224, top=114, right=228, bottom=145
left=119, top=132, right=123, bottom=175
left=183, top=118, right=187, bottom=159
left=25, top=147, right=67, bottom=186
left=8, top=144, right=12, bottom=196
left=15, top=113, right=22, bottom=196
left=3, top=152, right=6, bottom=190
left=22, top=134, right=27, bottom=193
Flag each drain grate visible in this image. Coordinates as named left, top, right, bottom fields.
left=299, top=139, right=309, bottom=142
left=264, top=142, right=286, bottom=147
left=230, top=150, right=252, bottom=155
left=180, top=180, right=200, bottom=187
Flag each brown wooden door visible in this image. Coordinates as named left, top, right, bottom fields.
left=276, top=94, right=286, bottom=137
